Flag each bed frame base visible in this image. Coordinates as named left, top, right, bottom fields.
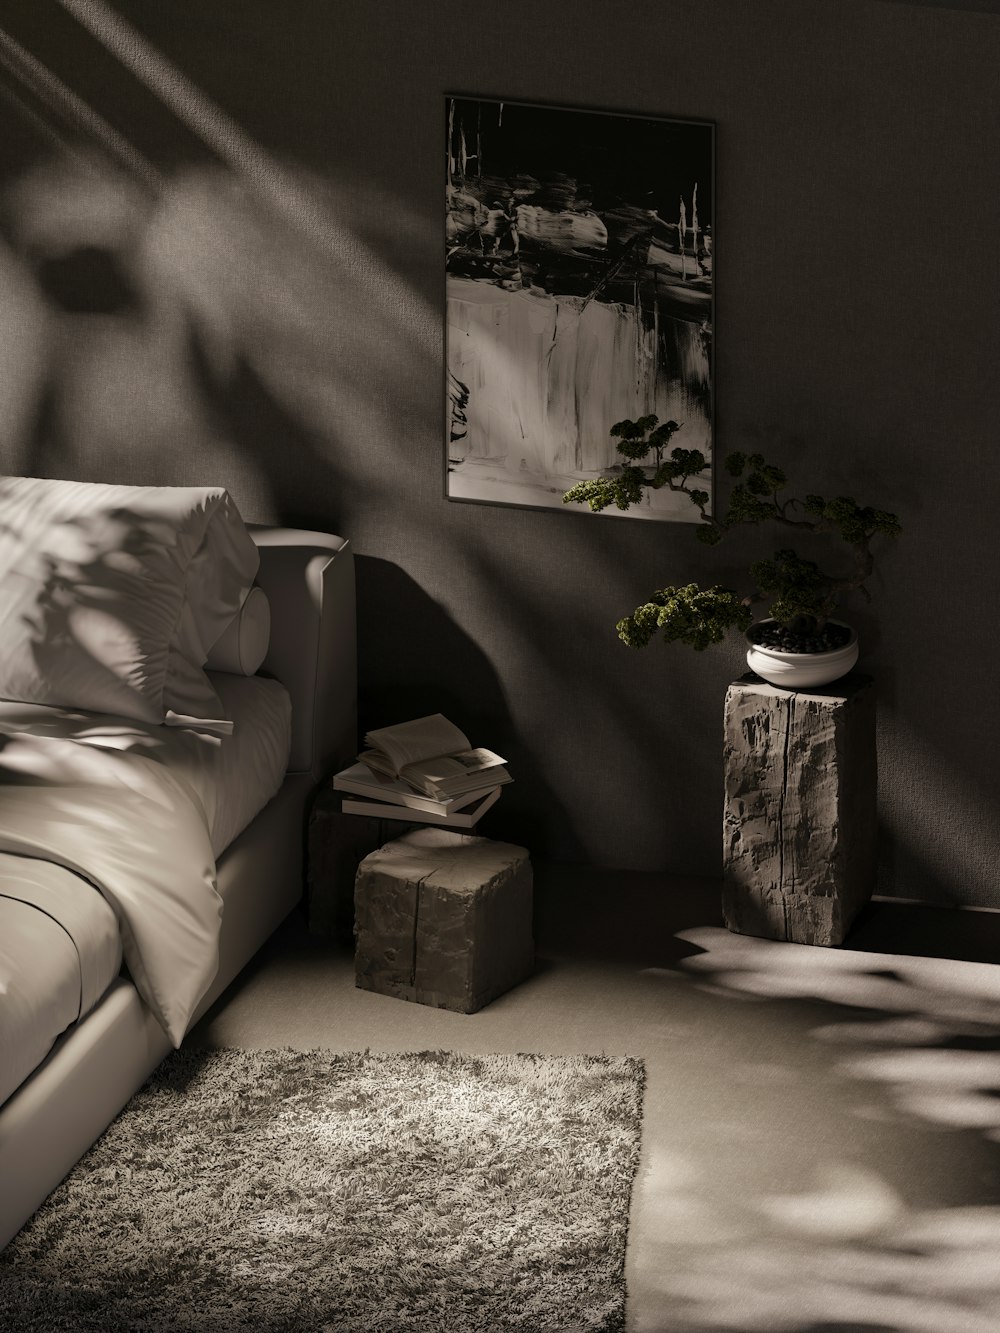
left=0, top=775, right=313, bottom=1250
left=0, top=526, right=355, bottom=1250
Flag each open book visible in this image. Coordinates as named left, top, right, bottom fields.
left=360, top=713, right=511, bottom=800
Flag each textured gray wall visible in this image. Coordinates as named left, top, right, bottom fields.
left=1, top=0, right=998, bottom=904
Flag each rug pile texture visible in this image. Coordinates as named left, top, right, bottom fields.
left=0, top=1048, right=645, bottom=1332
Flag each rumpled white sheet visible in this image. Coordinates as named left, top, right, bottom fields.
left=0, top=676, right=291, bottom=1100
left=0, top=722, right=221, bottom=1047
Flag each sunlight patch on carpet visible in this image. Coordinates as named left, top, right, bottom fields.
left=0, top=1048, right=646, bottom=1332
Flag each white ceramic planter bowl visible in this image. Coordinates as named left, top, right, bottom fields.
left=746, top=621, right=859, bottom=689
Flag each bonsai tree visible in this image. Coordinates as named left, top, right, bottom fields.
left=562, top=415, right=901, bottom=654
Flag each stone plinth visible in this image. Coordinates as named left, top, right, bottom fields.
left=723, top=672, right=876, bottom=946
left=354, top=828, right=533, bottom=1013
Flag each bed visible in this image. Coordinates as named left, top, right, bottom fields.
left=0, top=507, right=356, bottom=1251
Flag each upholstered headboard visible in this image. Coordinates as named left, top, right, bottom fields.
left=249, top=526, right=357, bottom=779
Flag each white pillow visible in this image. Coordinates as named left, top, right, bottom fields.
left=205, top=586, right=270, bottom=676
left=0, top=476, right=258, bottom=731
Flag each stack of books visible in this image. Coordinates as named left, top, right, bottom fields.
left=333, top=714, right=512, bottom=828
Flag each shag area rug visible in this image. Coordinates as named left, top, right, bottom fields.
left=0, top=1048, right=646, bottom=1332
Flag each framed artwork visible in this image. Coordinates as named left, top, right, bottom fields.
left=445, top=96, right=714, bottom=523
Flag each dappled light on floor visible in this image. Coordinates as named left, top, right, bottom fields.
left=642, top=1201, right=1000, bottom=1332
left=843, top=1048, right=1000, bottom=1137
left=676, top=925, right=1000, bottom=1139
left=758, top=1164, right=902, bottom=1239
left=625, top=923, right=1000, bottom=1332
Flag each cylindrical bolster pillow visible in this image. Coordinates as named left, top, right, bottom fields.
left=204, top=586, right=271, bottom=675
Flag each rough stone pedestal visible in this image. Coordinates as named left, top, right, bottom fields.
left=723, top=672, right=876, bottom=946
left=354, top=828, right=533, bottom=1013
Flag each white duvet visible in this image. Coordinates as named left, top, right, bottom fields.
left=0, top=719, right=221, bottom=1048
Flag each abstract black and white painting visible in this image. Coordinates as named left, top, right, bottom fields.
left=446, top=96, right=714, bottom=522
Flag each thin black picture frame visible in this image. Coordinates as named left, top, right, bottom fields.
left=444, top=94, right=716, bottom=524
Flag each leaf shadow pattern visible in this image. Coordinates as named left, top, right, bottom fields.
left=678, top=923, right=1000, bottom=1145
left=182, top=317, right=351, bottom=532
left=33, top=243, right=142, bottom=316
left=643, top=920, right=1000, bottom=1332
left=11, top=504, right=180, bottom=726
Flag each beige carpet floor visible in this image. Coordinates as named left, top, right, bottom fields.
left=190, top=863, right=1000, bottom=1333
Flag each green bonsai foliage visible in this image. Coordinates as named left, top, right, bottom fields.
left=562, top=417, right=709, bottom=515
left=617, top=584, right=752, bottom=652
left=563, top=417, right=902, bottom=652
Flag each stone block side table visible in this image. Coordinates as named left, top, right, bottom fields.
left=354, top=828, right=533, bottom=1013
left=723, top=672, right=876, bottom=946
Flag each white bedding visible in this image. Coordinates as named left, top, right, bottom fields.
left=157, top=671, right=293, bottom=857
left=0, top=477, right=259, bottom=732
left=0, top=674, right=291, bottom=1103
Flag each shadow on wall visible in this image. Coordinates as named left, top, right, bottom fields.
left=354, top=554, right=572, bottom=854
left=876, top=705, right=1000, bottom=909
left=34, top=243, right=140, bottom=315
left=0, top=148, right=436, bottom=529
left=448, top=513, right=747, bottom=870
